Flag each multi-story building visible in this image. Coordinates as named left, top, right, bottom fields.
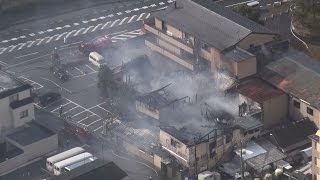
left=0, top=70, right=34, bottom=142
left=309, top=130, right=320, bottom=180
left=144, top=0, right=276, bottom=79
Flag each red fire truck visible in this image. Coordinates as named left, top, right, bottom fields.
left=64, top=119, right=91, bottom=142
left=78, top=36, right=113, bottom=55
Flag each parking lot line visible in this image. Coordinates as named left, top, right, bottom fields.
left=51, top=101, right=72, bottom=112
left=64, top=97, right=101, bottom=119
left=94, top=126, right=103, bottom=132
left=88, top=102, right=107, bottom=110
left=97, top=105, right=112, bottom=114
left=62, top=106, right=82, bottom=115
left=78, top=114, right=94, bottom=123
left=85, top=64, right=97, bottom=72
left=74, top=67, right=85, bottom=74
left=86, top=118, right=102, bottom=126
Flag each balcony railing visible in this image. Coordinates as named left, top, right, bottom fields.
left=144, top=23, right=194, bottom=54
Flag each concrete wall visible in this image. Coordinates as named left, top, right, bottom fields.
left=165, top=24, right=183, bottom=39
left=18, top=89, right=31, bottom=100
left=0, top=134, right=58, bottom=176
left=0, top=96, right=13, bottom=142
left=159, top=129, right=189, bottom=167
left=12, top=103, right=35, bottom=128
left=153, top=154, right=162, bottom=170
left=136, top=100, right=160, bottom=120
left=237, top=33, right=275, bottom=50
left=289, top=96, right=320, bottom=128
left=123, top=141, right=154, bottom=164
left=262, top=93, right=288, bottom=129
left=236, top=56, right=257, bottom=79
left=157, top=38, right=181, bottom=55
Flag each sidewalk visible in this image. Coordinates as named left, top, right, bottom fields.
left=0, top=0, right=137, bottom=30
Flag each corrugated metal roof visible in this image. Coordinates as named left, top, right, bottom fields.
left=152, top=0, right=273, bottom=51
left=236, top=78, right=284, bottom=103
left=261, top=49, right=320, bottom=110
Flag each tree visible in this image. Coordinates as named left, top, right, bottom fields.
left=233, top=4, right=263, bottom=24
left=97, top=65, right=117, bottom=98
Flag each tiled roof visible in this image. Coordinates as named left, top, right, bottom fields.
left=152, top=0, right=274, bottom=51
left=261, top=49, right=320, bottom=110
left=236, top=77, right=284, bottom=103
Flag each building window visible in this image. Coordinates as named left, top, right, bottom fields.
left=9, top=94, right=19, bottom=103
left=307, top=107, right=314, bottom=116
left=315, top=157, right=317, bottom=165
left=170, top=138, right=179, bottom=148
left=20, top=110, right=28, bottom=119
left=293, top=100, right=300, bottom=109
left=202, top=43, right=209, bottom=51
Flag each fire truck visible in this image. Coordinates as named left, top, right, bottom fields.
left=78, top=36, right=113, bottom=56
left=64, top=118, right=91, bottom=142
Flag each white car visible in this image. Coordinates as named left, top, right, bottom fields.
left=88, top=52, right=106, bottom=68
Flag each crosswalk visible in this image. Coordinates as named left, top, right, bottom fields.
left=0, top=13, right=149, bottom=56
left=0, top=0, right=174, bottom=44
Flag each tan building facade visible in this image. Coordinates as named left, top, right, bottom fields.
left=144, top=0, right=276, bottom=79
left=310, top=130, right=320, bottom=180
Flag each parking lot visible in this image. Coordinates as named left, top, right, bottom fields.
left=19, top=76, right=44, bottom=90
left=66, top=63, right=98, bottom=79
left=38, top=97, right=111, bottom=133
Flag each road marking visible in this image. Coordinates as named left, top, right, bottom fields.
left=56, top=27, right=62, bottom=30
left=101, top=21, right=111, bottom=30
left=74, top=23, right=80, bottom=26
left=15, top=52, right=39, bottom=59
left=65, top=30, right=77, bottom=38
left=226, top=0, right=253, bottom=7
left=51, top=102, right=72, bottom=112
left=159, top=2, right=165, bottom=5
left=26, top=41, right=36, bottom=47
left=110, top=19, right=120, bottom=27
left=94, top=126, right=103, bottom=131
left=116, top=34, right=137, bottom=38
left=82, top=20, right=89, bottom=24
left=63, top=97, right=100, bottom=119
left=75, top=67, right=85, bottom=74
left=41, top=77, right=72, bottom=93
left=74, top=28, right=85, bottom=36
left=4, top=52, right=51, bottom=69
left=17, top=43, right=26, bottom=50
left=29, top=33, right=35, bottom=36
left=136, top=13, right=146, bottom=21
left=91, top=24, right=103, bottom=32
left=98, top=16, right=106, bottom=20
left=62, top=106, right=81, bottom=115
left=47, top=29, right=54, bottom=32
left=78, top=114, right=94, bottom=123
left=85, top=64, right=97, bottom=72
left=127, top=29, right=141, bottom=35
left=45, top=36, right=56, bottom=43
left=8, top=45, right=17, bottom=52
left=38, top=31, right=44, bottom=34
left=36, top=38, right=46, bottom=45
left=0, top=61, right=8, bottom=66
left=11, top=38, right=18, bottom=41
left=1, top=40, right=9, bottom=43
left=107, top=14, right=114, bottom=17
left=125, top=10, right=131, bottom=13
left=90, top=18, right=98, bottom=22
left=111, top=36, right=127, bottom=41
left=86, top=118, right=102, bottom=127
left=59, top=41, right=82, bottom=48
left=117, top=12, right=123, bottom=15
left=64, top=25, right=71, bottom=28
left=168, top=0, right=173, bottom=3
left=142, top=6, right=148, bottom=9
left=150, top=4, right=156, bottom=7
left=83, top=26, right=94, bottom=34
left=20, top=35, right=26, bottom=39
left=0, top=47, right=7, bottom=54
left=72, top=110, right=88, bottom=118
left=145, top=13, right=150, bottom=19
left=118, top=17, right=128, bottom=25
left=133, top=8, right=139, bottom=11
left=128, top=15, right=137, bottom=23
left=55, top=32, right=68, bottom=40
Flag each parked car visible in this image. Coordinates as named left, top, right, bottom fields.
left=39, top=92, right=61, bottom=106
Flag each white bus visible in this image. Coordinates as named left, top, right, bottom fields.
left=46, top=147, right=85, bottom=172
left=64, top=156, right=97, bottom=172
left=247, top=1, right=260, bottom=8
left=53, top=152, right=93, bottom=176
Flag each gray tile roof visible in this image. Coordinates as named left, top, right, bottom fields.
left=261, top=49, right=320, bottom=110
left=153, top=0, right=274, bottom=51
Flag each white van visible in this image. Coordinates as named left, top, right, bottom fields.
left=89, top=52, right=105, bottom=68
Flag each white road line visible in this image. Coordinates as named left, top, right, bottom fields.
left=116, top=34, right=137, bottom=38
left=20, top=35, right=26, bottom=39
left=16, top=52, right=39, bottom=59
left=125, top=10, right=131, bottom=13
left=110, top=19, right=120, bottom=27
left=94, top=126, right=103, bottom=132
left=37, top=37, right=49, bottom=45
left=17, top=43, right=26, bottom=50
left=150, top=4, right=156, bottom=7
left=127, top=29, right=141, bottom=35
left=142, top=6, right=148, bottom=9
left=86, top=118, right=102, bottom=127
left=78, top=114, right=94, bottom=123
left=40, top=77, right=72, bottom=93
left=51, top=102, right=72, bottom=112
left=11, top=38, right=18, bottom=41
left=101, top=21, right=111, bottom=30
left=159, top=2, right=165, bottom=5
left=167, top=0, right=173, bottom=3
left=25, top=41, right=34, bottom=48
left=47, top=29, right=54, bottom=32
left=117, top=12, right=123, bottom=15
left=226, top=0, right=252, bottom=7
left=1, top=40, right=9, bottom=43
left=8, top=45, right=17, bottom=52
left=107, top=14, right=114, bottom=17
left=83, top=26, right=94, bottom=34
left=97, top=105, right=112, bottom=114
left=63, top=97, right=100, bottom=119
left=145, top=13, right=150, bottom=19
left=128, top=15, right=137, bottom=23
left=55, top=32, right=68, bottom=40
left=85, top=64, right=97, bottom=72
left=74, top=28, right=85, bottom=36
left=91, top=24, right=103, bottom=32
left=29, top=33, right=35, bottom=36
left=45, top=36, right=55, bottom=44
left=0, top=61, right=8, bottom=66
left=118, top=17, right=128, bottom=25
left=75, top=67, right=84, bottom=74
left=88, top=102, right=107, bottom=110
left=133, top=8, right=139, bottom=11
left=90, top=18, right=98, bottom=22
left=38, top=31, right=44, bottom=34
left=0, top=47, right=6, bottom=54
left=56, top=27, right=62, bottom=30
left=64, top=25, right=71, bottom=28
left=65, top=30, right=77, bottom=38
left=74, top=23, right=80, bottom=26
left=136, top=13, right=146, bottom=21
left=62, top=106, right=81, bottom=115
left=71, top=110, right=88, bottom=118
left=98, top=16, right=106, bottom=20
